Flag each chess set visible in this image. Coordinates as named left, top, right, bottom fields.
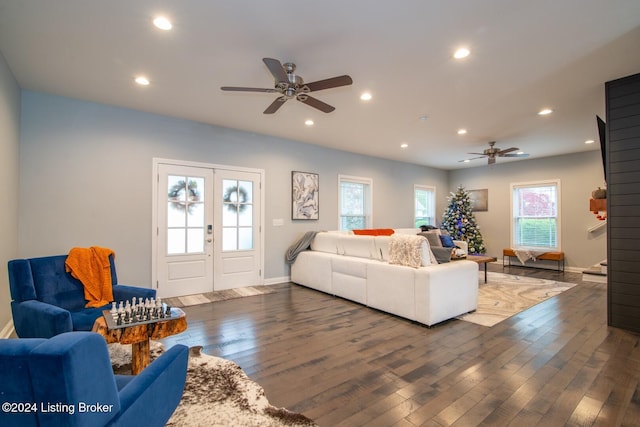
left=102, top=297, right=176, bottom=330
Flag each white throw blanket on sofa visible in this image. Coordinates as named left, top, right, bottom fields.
left=389, top=234, right=431, bottom=268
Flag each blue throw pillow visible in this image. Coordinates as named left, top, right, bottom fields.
left=439, top=234, right=455, bottom=248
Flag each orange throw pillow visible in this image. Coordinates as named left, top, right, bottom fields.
left=353, top=228, right=395, bottom=236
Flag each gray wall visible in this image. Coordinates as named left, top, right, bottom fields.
left=0, top=52, right=21, bottom=330
left=449, top=150, right=607, bottom=269
left=18, top=91, right=448, bottom=287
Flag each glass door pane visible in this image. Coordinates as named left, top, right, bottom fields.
left=167, top=175, right=206, bottom=255
left=221, top=179, right=254, bottom=251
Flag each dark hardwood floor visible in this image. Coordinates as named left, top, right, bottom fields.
left=161, top=265, right=640, bottom=426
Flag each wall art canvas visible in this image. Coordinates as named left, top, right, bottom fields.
left=468, top=189, right=488, bottom=212
left=292, top=171, right=319, bottom=220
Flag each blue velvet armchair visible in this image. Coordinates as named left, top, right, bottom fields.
left=0, top=332, right=188, bottom=427
left=8, top=255, right=156, bottom=338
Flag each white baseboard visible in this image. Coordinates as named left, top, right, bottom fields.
left=264, top=276, right=290, bottom=286
left=1, top=319, right=15, bottom=338
left=494, top=260, right=584, bottom=274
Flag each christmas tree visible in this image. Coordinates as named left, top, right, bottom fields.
left=441, top=185, right=486, bottom=254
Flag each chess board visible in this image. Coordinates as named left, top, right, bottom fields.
left=102, top=305, right=180, bottom=330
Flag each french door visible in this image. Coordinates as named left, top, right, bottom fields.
left=156, top=164, right=214, bottom=298
left=154, top=160, right=263, bottom=298
left=213, top=170, right=262, bottom=290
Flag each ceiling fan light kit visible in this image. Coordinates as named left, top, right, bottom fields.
left=221, top=58, right=353, bottom=114
left=460, top=141, right=529, bottom=165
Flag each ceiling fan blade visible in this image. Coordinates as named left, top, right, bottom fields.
left=221, top=86, right=278, bottom=93
left=498, top=147, right=519, bottom=155
left=297, top=95, right=335, bottom=113
left=263, top=58, right=289, bottom=84
left=488, top=157, right=496, bottom=165
left=458, top=156, right=485, bottom=162
left=467, top=152, right=487, bottom=156
left=263, top=96, right=287, bottom=114
left=304, top=75, right=353, bottom=92
left=503, top=153, right=530, bottom=158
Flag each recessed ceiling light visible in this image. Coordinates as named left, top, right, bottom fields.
left=585, top=139, right=595, bottom=144
left=538, top=108, right=553, bottom=116
left=135, top=76, right=150, bottom=86
left=517, top=151, right=524, bottom=155
left=400, top=143, right=409, bottom=149
left=153, top=16, right=172, bottom=30
left=454, top=47, right=470, bottom=59
left=457, top=129, right=467, bottom=135
left=305, top=119, right=314, bottom=126
left=360, top=92, right=372, bottom=101
left=419, top=115, right=428, bottom=122
left=463, top=159, right=471, bottom=163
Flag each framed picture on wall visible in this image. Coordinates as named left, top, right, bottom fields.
left=292, top=171, right=319, bottom=220
left=468, top=189, right=488, bottom=212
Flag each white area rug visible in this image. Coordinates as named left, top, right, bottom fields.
left=109, top=343, right=316, bottom=427
left=457, top=271, right=577, bottom=327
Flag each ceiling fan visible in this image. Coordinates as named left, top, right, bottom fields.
left=221, top=58, right=353, bottom=114
left=460, top=141, right=529, bottom=165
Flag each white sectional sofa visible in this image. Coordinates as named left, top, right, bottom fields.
left=290, top=229, right=479, bottom=326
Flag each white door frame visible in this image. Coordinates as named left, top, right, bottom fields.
left=152, top=158, right=265, bottom=293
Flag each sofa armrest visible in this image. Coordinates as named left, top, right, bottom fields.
left=11, top=300, right=73, bottom=338
left=112, top=284, right=156, bottom=302
left=113, top=345, right=189, bottom=426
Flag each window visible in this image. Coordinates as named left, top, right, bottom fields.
left=511, top=180, right=560, bottom=249
left=339, top=175, right=372, bottom=230
left=414, top=185, right=436, bottom=228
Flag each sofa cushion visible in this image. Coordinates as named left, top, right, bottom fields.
left=419, top=230, right=442, bottom=248
left=310, top=232, right=339, bottom=254
left=338, top=235, right=377, bottom=259
left=332, top=256, right=369, bottom=278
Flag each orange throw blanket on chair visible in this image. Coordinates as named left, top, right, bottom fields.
left=65, top=246, right=115, bottom=308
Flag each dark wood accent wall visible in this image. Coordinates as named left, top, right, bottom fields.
left=606, top=72, right=640, bottom=332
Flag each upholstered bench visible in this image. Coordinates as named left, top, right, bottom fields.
left=502, top=248, right=565, bottom=272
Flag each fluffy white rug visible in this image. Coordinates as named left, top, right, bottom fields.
left=109, top=343, right=316, bottom=427
left=457, top=271, right=577, bottom=327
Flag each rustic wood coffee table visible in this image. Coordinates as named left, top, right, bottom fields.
left=456, top=255, right=497, bottom=283
left=92, top=307, right=187, bottom=374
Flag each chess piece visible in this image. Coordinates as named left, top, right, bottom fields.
left=110, top=302, right=117, bottom=318
left=165, top=305, right=171, bottom=317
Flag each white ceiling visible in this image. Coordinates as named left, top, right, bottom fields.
left=1, top=1, right=639, bottom=170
